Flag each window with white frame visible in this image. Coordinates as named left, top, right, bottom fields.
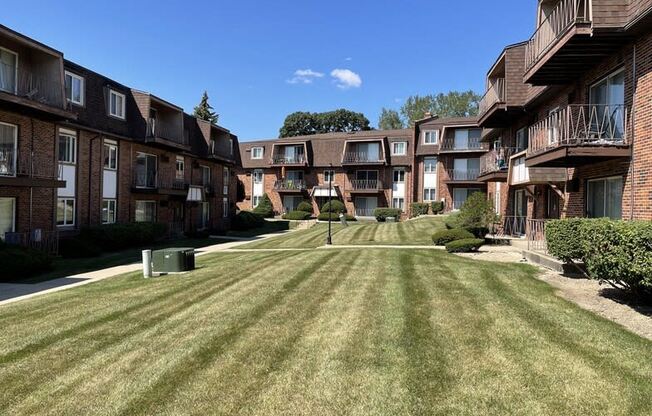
left=424, top=130, right=439, bottom=144
left=109, top=89, right=126, bottom=119
left=253, top=195, right=262, bottom=207
left=65, top=71, right=85, bottom=106
left=102, top=199, right=116, bottom=224
left=201, top=202, right=210, bottom=229
left=324, top=169, right=335, bottom=183
left=424, top=188, right=436, bottom=202
left=393, top=168, right=405, bottom=183
left=392, top=141, right=407, bottom=156
left=135, top=201, right=156, bottom=222
left=103, top=141, right=118, bottom=170
left=223, top=167, right=229, bottom=195
left=587, top=176, right=623, bottom=219
left=57, top=198, right=75, bottom=226
left=58, top=130, right=77, bottom=164
left=253, top=170, right=263, bottom=184
left=424, top=157, right=437, bottom=173
left=0, top=197, right=16, bottom=239
left=175, top=156, right=185, bottom=180
left=251, top=147, right=264, bottom=159
left=0, top=122, right=17, bottom=176
left=222, top=197, right=229, bottom=218
left=0, top=47, right=18, bottom=94
left=392, top=197, right=405, bottom=211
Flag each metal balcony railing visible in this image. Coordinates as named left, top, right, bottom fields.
left=525, top=0, right=591, bottom=71
left=132, top=170, right=158, bottom=188
left=440, top=137, right=483, bottom=151
left=527, top=219, right=548, bottom=253
left=348, top=179, right=383, bottom=191
left=480, top=147, right=523, bottom=175
left=0, top=62, right=64, bottom=108
left=354, top=208, right=376, bottom=217
left=273, top=179, right=306, bottom=191
left=271, top=155, right=306, bottom=165
left=0, top=150, right=62, bottom=179
left=528, top=104, right=630, bottom=155
left=489, top=216, right=527, bottom=237
left=342, top=152, right=384, bottom=163
left=446, top=169, right=480, bottom=181
left=479, top=78, right=505, bottom=117
left=4, top=230, right=59, bottom=254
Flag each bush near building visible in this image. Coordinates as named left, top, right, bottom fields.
left=411, top=203, right=430, bottom=217
left=431, top=201, right=444, bottom=215
left=80, top=223, right=168, bottom=252
left=321, top=200, right=346, bottom=214
left=282, top=210, right=312, bottom=220
left=455, top=193, right=497, bottom=238
left=0, top=242, right=53, bottom=281
left=373, top=208, right=402, bottom=222
left=432, top=229, right=475, bottom=246
left=445, top=238, right=485, bottom=253
left=296, top=201, right=313, bottom=213
left=317, top=212, right=356, bottom=222
left=232, top=211, right=266, bottom=230
left=547, top=218, right=652, bottom=296
left=252, top=194, right=275, bottom=218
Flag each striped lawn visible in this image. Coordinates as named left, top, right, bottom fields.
left=240, top=216, right=446, bottom=249
left=0, top=249, right=650, bottom=415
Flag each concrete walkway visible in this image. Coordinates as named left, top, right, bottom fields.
left=0, top=231, right=292, bottom=307
left=318, top=244, right=446, bottom=250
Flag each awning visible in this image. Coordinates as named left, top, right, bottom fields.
left=186, top=186, right=204, bottom=202
left=311, top=186, right=338, bottom=198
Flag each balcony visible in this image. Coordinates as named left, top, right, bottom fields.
left=273, top=179, right=306, bottom=192
left=270, top=155, right=307, bottom=166
left=0, top=150, right=65, bottom=187
left=439, top=136, right=484, bottom=152
left=342, top=152, right=385, bottom=164
left=524, top=0, right=625, bottom=84
left=131, top=170, right=188, bottom=194
left=478, top=78, right=506, bottom=125
left=478, top=147, right=523, bottom=182
left=146, top=118, right=189, bottom=149
left=347, top=179, right=383, bottom=193
left=445, top=169, right=481, bottom=183
left=509, top=152, right=566, bottom=185
left=526, top=104, right=631, bottom=167
left=270, top=142, right=309, bottom=166
left=354, top=208, right=376, bottom=217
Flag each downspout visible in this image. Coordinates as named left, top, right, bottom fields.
left=29, top=118, right=35, bottom=230
left=630, top=44, right=636, bottom=220
left=88, top=134, right=101, bottom=226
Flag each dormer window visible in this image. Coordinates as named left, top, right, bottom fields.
left=392, top=141, right=407, bottom=156
left=424, top=130, right=439, bottom=144
left=109, top=89, right=125, bottom=119
left=251, top=147, right=264, bottom=159
left=65, top=71, right=85, bottom=106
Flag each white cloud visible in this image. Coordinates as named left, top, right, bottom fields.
left=287, top=69, right=324, bottom=84
left=394, top=97, right=403, bottom=103
left=345, top=57, right=353, bottom=61
left=330, top=69, right=362, bottom=89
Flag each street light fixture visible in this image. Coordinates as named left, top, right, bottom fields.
left=326, top=163, right=333, bottom=245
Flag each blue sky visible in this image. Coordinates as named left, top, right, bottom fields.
left=4, top=1, right=536, bottom=140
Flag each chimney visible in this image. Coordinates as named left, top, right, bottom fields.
left=424, top=111, right=432, bottom=118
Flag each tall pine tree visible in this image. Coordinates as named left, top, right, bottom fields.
left=193, top=91, right=218, bottom=124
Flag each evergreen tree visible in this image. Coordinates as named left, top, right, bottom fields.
left=193, top=91, right=218, bottom=124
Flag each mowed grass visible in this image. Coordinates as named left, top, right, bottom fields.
left=1, top=249, right=651, bottom=415
left=241, top=216, right=446, bottom=249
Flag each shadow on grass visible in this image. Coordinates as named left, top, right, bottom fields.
left=224, top=219, right=295, bottom=238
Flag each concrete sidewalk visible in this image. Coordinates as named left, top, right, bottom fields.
left=0, top=231, right=290, bottom=307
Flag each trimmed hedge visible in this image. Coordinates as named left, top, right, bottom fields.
left=374, top=208, right=402, bottom=222
left=80, top=223, right=167, bottom=252
left=296, top=201, right=313, bottom=213
left=321, top=200, right=346, bottom=214
left=546, top=218, right=652, bottom=295
left=59, top=237, right=102, bottom=259
left=444, top=212, right=488, bottom=238
left=282, top=210, right=312, bottom=220
left=252, top=194, right=274, bottom=218
left=0, top=246, right=53, bottom=281
left=445, top=213, right=461, bottom=230
left=431, top=201, right=444, bottom=215
left=411, top=203, right=430, bottom=217
left=432, top=229, right=475, bottom=246
left=317, top=212, right=356, bottom=222
left=232, top=211, right=266, bottom=230
left=457, top=192, right=496, bottom=238
left=445, top=238, right=484, bottom=253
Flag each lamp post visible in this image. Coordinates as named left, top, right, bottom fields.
left=326, top=163, right=333, bottom=245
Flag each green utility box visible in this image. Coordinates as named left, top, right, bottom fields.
left=152, top=248, right=195, bottom=273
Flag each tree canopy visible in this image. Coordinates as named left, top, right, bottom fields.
left=396, top=90, right=481, bottom=127
left=378, top=108, right=405, bottom=130
left=193, top=91, right=218, bottom=124
left=279, top=109, right=371, bottom=138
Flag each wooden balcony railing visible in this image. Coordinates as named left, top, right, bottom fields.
left=525, top=0, right=590, bottom=71
left=446, top=169, right=480, bottom=181
left=480, top=147, right=523, bottom=175
left=478, top=78, right=505, bottom=117
left=146, top=118, right=188, bottom=145
left=273, top=179, right=306, bottom=191
left=0, top=62, right=64, bottom=108
left=271, top=155, right=306, bottom=165
left=342, top=152, right=384, bottom=164
left=528, top=104, right=630, bottom=155
left=0, top=150, right=62, bottom=179
left=348, top=179, right=383, bottom=191
left=440, top=137, right=483, bottom=151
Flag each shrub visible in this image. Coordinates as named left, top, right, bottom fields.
left=232, top=211, right=265, bottom=230
left=546, top=218, right=590, bottom=262
left=80, top=223, right=167, bottom=252
left=321, top=199, right=346, bottom=214
left=0, top=246, right=53, bottom=281
left=252, top=194, right=274, bottom=218
left=445, top=212, right=461, bottom=230
left=411, top=203, right=430, bottom=217
left=317, top=212, right=356, bottom=222
left=373, top=208, right=402, bottom=222
left=282, top=210, right=312, bottom=220
left=445, top=238, right=484, bottom=253
left=431, top=229, right=475, bottom=246
left=457, top=192, right=497, bottom=238
left=296, top=201, right=313, bottom=213
left=59, top=237, right=102, bottom=258
left=431, top=201, right=444, bottom=215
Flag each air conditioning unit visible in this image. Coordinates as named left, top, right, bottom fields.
left=152, top=248, right=195, bottom=273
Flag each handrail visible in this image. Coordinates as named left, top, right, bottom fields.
left=146, top=118, right=188, bottom=145
left=446, top=169, right=480, bottom=181
left=348, top=179, right=383, bottom=190
left=274, top=179, right=306, bottom=191
left=0, top=61, right=64, bottom=108
left=480, top=147, right=524, bottom=175
left=489, top=216, right=527, bottom=237
left=271, top=155, right=306, bottom=165
left=440, top=137, right=483, bottom=151
left=479, top=78, right=505, bottom=117
left=0, top=149, right=62, bottom=179
left=342, top=152, right=384, bottom=163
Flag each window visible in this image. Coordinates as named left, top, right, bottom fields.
left=392, top=197, right=405, bottom=211
left=392, top=141, right=407, bottom=156
left=424, top=130, right=439, bottom=144
left=515, top=128, right=528, bottom=151
left=494, top=182, right=501, bottom=213
left=0, top=197, right=16, bottom=239
left=253, top=169, right=263, bottom=184
left=251, top=147, right=264, bottom=159
left=201, top=166, right=211, bottom=187
left=0, top=47, right=18, bottom=94
left=0, top=122, right=17, bottom=176
left=57, top=198, right=75, bottom=226
left=175, top=156, right=185, bottom=180
left=222, top=197, right=229, bottom=218
left=229, top=138, right=234, bottom=156
left=393, top=168, right=405, bottom=183
left=58, top=130, right=77, bottom=164
left=424, top=157, right=437, bottom=173
left=587, top=176, right=623, bottom=219
left=102, top=199, right=116, bottom=224
left=223, top=167, right=230, bottom=195
left=453, top=129, right=481, bottom=150
left=109, top=90, right=125, bottom=119
left=103, top=141, right=118, bottom=170
left=324, top=170, right=335, bottom=183
left=201, top=202, right=210, bottom=229
left=135, top=153, right=157, bottom=188
left=424, top=188, right=436, bottom=202
left=253, top=196, right=262, bottom=207
left=589, top=68, right=625, bottom=139
left=135, top=201, right=156, bottom=222
left=65, top=71, right=85, bottom=106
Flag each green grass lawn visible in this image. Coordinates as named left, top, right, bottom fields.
left=240, top=216, right=446, bottom=249
left=225, top=219, right=297, bottom=238
left=1, top=248, right=650, bottom=415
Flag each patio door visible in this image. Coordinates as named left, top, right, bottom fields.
left=355, top=197, right=377, bottom=217
left=514, top=189, right=527, bottom=217
left=589, top=69, right=625, bottom=140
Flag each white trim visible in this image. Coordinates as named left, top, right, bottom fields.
left=56, top=197, right=76, bottom=227
left=108, top=89, right=126, bottom=119
left=0, top=197, right=16, bottom=239
left=251, top=146, right=264, bottom=159
left=0, top=46, right=18, bottom=95
left=391, top=141, right=407, bottom=156
left=103, top=141, right=118, bottom=170
left=423, top=130, right=439, bottom=145
left=102, top=199, right=117, bottom=224
left=64, top=70, right=85, bottom=106
left=0, top=121, right=18, bottom=177
left=58, top=129, right=77, bottom=165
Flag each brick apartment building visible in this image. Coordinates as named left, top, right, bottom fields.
left=0, top=25, right=238, bottom=250
left=477, top=0, right=652, bottom=239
